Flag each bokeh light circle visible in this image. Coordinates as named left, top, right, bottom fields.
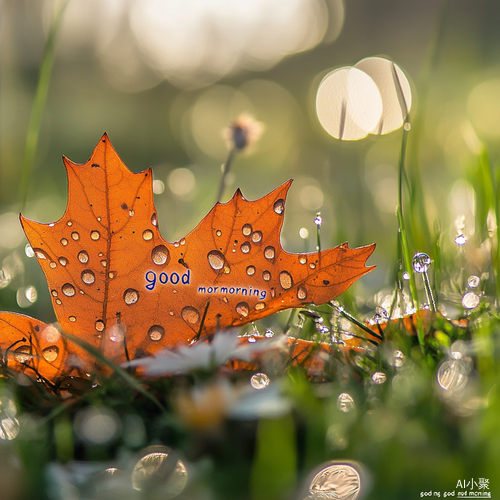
left=316, top=67, right=383, bottom=140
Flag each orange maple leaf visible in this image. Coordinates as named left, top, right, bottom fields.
left=0, top=134, right=375, bottom=380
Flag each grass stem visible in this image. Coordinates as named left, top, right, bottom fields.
left=216, top=146, right=236, bottom=203
left=397, top=122, right=418, bottom=311
left=18, top=0, right=69, bottom=210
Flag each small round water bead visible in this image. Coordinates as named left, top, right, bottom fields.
left=412, top=252, right=431, bottom=273
left=250, top=373, right=270, bottom=390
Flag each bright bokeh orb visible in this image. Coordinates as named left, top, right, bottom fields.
left=316, top=67, right=383, bottom=140
left=354, top=57, right=412, bottom=135
left=467, top=78, right=500, bottom=137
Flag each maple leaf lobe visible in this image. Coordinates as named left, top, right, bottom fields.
left=20, top=134, right=375, bottom=367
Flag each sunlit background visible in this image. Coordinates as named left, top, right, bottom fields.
left=3, top=1, right=500, bottom=499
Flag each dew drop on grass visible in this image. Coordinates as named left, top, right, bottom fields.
left=308, top=462, right=361, bottom=499
left=437, top=360, right=468, bottom=391
left=250, top=373, right=270, bottom=389
left=462, top=292, right=480, bottom=309
left=25, top=245, right=35, bottom=258
left=412, top=252, right=431, bottom=273
left=337, top=393, right=355, bottom=412
left=467, top=275, right=480, bottom=288
left=454, top=234, right=467, bottom=246
left=265, top=329, right=274, bottom=338
left=371, top=371, right=386, bottom=384
left=148, top=325, right=165, bottom=341
left=314, top=215, right=323, bottom=226
left=392, top=350, right=405, bottom=368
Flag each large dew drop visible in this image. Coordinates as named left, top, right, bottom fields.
left=181, top=306, right=200, bottom=324
left=207, top=250, right=225, bottom=270
left=33, top=248, right=49, bottom=260
left=142, top=229, right=154, bottom=241
left=14, top=345, right=31, bottom=364
left=78, top=250, right=89, bottom=264
left=123, top=288, right=139, bottom=305
left=148, top=325, right=165, bottom=341
left=236, top=302, right=250, bottom=317
left=309, top=462, right=362, bottom=500
left=264, top=246, right=275, bottom=259
left=279, top=271, right=293, bottom=290
left=412, top=252, right=431, bottom=273
left=251, top=231, right=262, bottom=243
left=437, top=360, right=468, bottom=391
left=81, top=269, right=96, bottom=285
left=151, top=245, right=170, bottom=265
left=240, top=242, right=251, bottom=254
left=273, top=199, right=284, bottom=214
left=62, top=283, right=76, bottom=297
left=42, top=345, right=59, bottom=363
left=462, top=292, right=480, bottom=309
left=242, top=224, right=252, bottom=236
left=337, top=393, right=355, bottom=413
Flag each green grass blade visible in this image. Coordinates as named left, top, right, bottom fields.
left=19, top=0, right=69, bottom=209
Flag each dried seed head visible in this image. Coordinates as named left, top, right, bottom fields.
left=223, top=113, right=264, bottom=151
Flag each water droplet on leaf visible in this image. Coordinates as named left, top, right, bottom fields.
left=207, top=250, right=225, bottom=270
left=148, top=325, right=165, bottom=341
left=273, top=199, right=284, bottom=214
left=81, top=269, right=96, bottom=285
left=151, top=245, right=170, bottom=265
left=142, top=229, right=153, bottom=241
left=236, top=302, right=250, bottom=317
left=264, top=246, right=275, bottom=259
left=181, top=306, right=200, bottom=324
left=78, top=250, right=89, bottom=264
left=124, top=288, right=139, bottom=305
left=62, top=283, right=76, bottom=297
left=242, top=224, right=252, bottom=236
left=279, top=271, right=293, bottom=290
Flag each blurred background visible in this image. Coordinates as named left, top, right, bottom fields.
left=2, top=0, right=500, bottom=323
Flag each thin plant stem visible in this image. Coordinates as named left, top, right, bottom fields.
left=397, top=122, right=418, bottom=310
left=216, top=146, right=236, bottom=203
left=19, top=0, right=69, bottom=210
left=407, top=0, right=450, bottom=250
